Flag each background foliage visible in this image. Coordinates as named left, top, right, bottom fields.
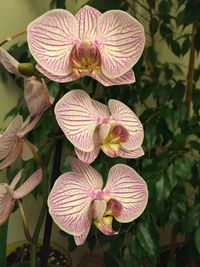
left=1, top=0, right=200, bottom=266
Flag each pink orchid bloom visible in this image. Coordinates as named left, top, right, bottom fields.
left=48, top=157, right=148, bottom=245
left=0, top=168, right=42, bottom=225
left=0, top=47, right=51, bottom=117
left=55, top=90, right=144, bottom=164
left=0, top=115, right=39, bottom=169
left=27, top=5, right=145, bottom=86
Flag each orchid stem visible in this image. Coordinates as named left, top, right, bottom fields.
left=17, top=200, right=32, bottom=243
left=0, top=30, right=27, bottom=47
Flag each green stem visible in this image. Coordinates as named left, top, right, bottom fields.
left=0, top=222, right=8, bottom=267
left=17, top=200, right=32, bottom=242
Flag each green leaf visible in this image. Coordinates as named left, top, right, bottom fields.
left=159, top=0, right=171, bottom=15
left=189, top=140, right=200, bottom=151
left=182, top=37, right=190, bottom=56
left=195, top=226, right=200, bottom=253
left=103, top=251, right=121, bottom=267
left=144, top=122, right=157, bottom=150
left=171, top=40, right=181, bottom=57
left=161, top=107, right=179, bottom=133
left=195, top=28, right=200, bottom=53
left=50, top=0, right=66, bottom=9
left=150, top=17, right=159, bottom=35
left=172, top=81, right=185, bottom=104
left=147, top=46, right=157, bottom=66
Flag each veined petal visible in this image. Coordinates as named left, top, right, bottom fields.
left=24, top=77, right=51, bottom=116
left=75, top=146, right=100, bottom=164
left=70, top=157, right=103, bottom=191
left=0, top=48, right=21, bottom=76
left=27, top=9, right=78, bottom=76
left=75, top=5, right=102, bottom=40
left=97, top=10, right=145, bottom=78
left=0, top=188, right=14, bottom=225
left=12, top=169, right=42, bottom=199
left=21, top=141, right=36, bottom=161
left=36, top=64, right=78, bottom=83
left=0, top=139, right=23, bottom=170
left=91, top=99, right=110, bottom=117
left=74, top=214, right=92, bottom=245
left=0, top=116, right=23, bottom=160
left=19, top=115, right=40, bottom=137
left=109, top=100, right=144, bottom=150
left=91, top=69, right=135, bottom=86
left=10, top=170, right=22, bottom=190
left=104, top=164, right=148, bottom=223
left=48, top=171, right=96, bottom=236
left=55, top=90, right=102, bottom=152
left=117, top=146, right=144, bottom=158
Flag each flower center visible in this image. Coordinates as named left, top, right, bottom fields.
left=100, top=125, right=129, bottom=157
left=70, top=40, right=101, bottom=77
left=91, top=198, right=122, bottom=236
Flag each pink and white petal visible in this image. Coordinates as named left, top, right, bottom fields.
left=19, top=115, right=41, bottom=137
left=36, top=64, right=78, bottom=83
left=12, top=168, right=42, bottom=199
left=75, top=146, right=100, bottom=164
left=98, top=123, right=111, bottom=142
left=117, top=146, right=144, bottom=159
left=70, top=157, right=103, bottom=191
left=91, top=99, right=110, bottom=117
left=24, top=77, right=51, bottom=116
left=97, top=10, right=145, bottom=78
left=91, top=69, right=135, bottom=87
left=0, top=116, right=23, bottom=160
left=74, top=214, right=92, bottom=245
left=0, top=48, right=21, bottom=76
left=0, top=192, right=14, bottom=225
left=48, top=171, right=96, bottom=235
left=10, top=170, right=23, bottom=190
left=0, top=139, right=23, bottom=170
left=27, top=9, right=78, bottom=76
left=104, top=164, right=148, bottom=223
left=75, top=5, right=102, bottom=40
left=109, top=100, right=144, bottom=150
left=21, top=141, right=37, bottom=161
left=55, top=90, right=102, bottom=152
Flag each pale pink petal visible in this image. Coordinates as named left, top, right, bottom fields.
left=36, top=64, right=78, bottom=83
left=104, top=164, right=148, bottom=223
left=91, top=69, right=135, bottom=86
left=55, top=90, right=102, bottom=152
left=91, top=100, right=110, bottom=117
left=19, top=115, right=40, bottom=137
left=75, top=5, right=102, bottom=40
left=0, top=47, right=21, bottom=76
left=97, top=10, right=145, bottom=78
left=75, top=146, right=100, bottom=164
left=117, top=146, right=144, bottom=158
left=0, top=139, right=23, bottom=170
left=10, top=170, right=22, bottom=190
left=21, top=141, right=36, bottom=161
left=12, top=168, right=42, bottom=199
left=24, top=77, right=51, bottom=116
left=70, top=157, right=103, bottom=191
left=0, top=116, right=23, bottom=160
left=109, top=100, right=144, bottom=150
left=0, top=186, right=14, bottom=225
left=98, top=123, right=111, bottom=142
left=74, top=214, right=92, bottom=245
left=48, top=171, right=96, bottom=235
left=27, top=10, right=78, bottom=76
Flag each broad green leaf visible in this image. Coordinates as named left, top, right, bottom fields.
left=103, top=251, right=121, bottom=267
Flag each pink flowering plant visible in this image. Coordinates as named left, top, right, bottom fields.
left=0, top=2, right=174, bottom=267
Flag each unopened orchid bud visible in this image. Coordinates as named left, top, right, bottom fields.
left=18, top=63, right=35, bottom=77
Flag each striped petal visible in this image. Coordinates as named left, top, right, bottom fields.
left=10, top=170, right=22, bottom=190
left=97, top=10, right=145, bottom=78
left=21, top=141, right=35, bottom=161
left=48, top=171, right=96, bottom=235
left=74, top=214, right=92, bottom=245
left=117, top=147, right=144, bottom=158
left=24, top=77, right=51, bottom=116
left=12, top=169, right=42, bottom=199
left=91, top=69, right=135, bottom=86
left=91, top=100, right=110, bottom=117
left=70, top=157, right=103, bottom=191
left=27, top=10, right=78, bottom=76
left=0, top=116, right=23, bottom=160
left=75, top=5, right=102, bottom=40
left=0, top=139, right=23, bottom=170
left=109, top=100, right=144, bottom=150
left=75, top=146, right=100, bottom=164
left=0, top=186, right=14, bottom=225
left=104, top=164, right=148, bottom=223
left=0, top=48, right=21, bottom=76
left=19, top=115, right=40, bottom=137
left=55, top=90, right=102, bottom=152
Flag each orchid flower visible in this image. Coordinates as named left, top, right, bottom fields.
left=0, top=168, right=42, bottom=225
left=48, top=157, right=148, bottom=245
left=0, top=115, right=39, bottom=169
left=55, top=90, right=144, bottom=164
left=0, top=47, right=51, bottom=117
left=27, top=5, right=145, bottom=87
